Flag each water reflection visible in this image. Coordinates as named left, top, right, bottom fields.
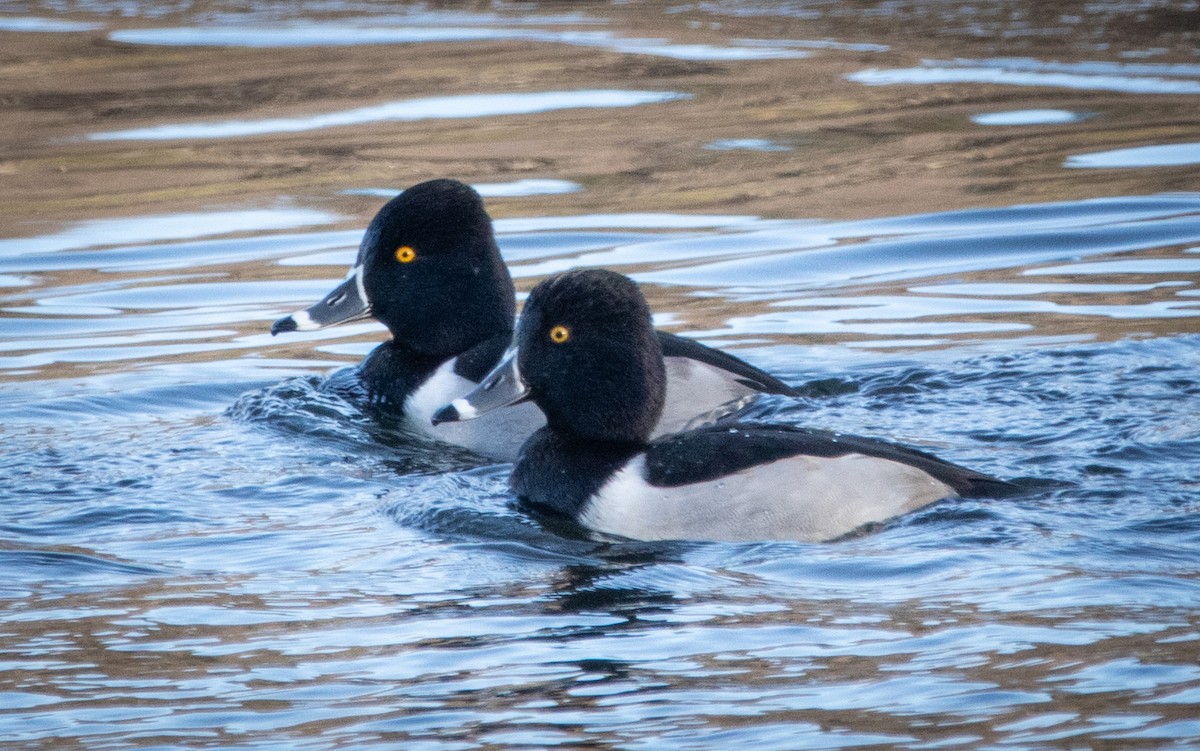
left=850, top=58, right=1200, bottom=94
left=1027, top=258, right=1200, bottom=275
left=3, top=194, right=1198, bottom=379
left=0, top=16, right=103, bottom=31
left=343, top=179, right=582, bottom=199
left=1065, top=142, right=1200, bottom=169
left=0, top=208, right=338, bottom=255
left=88, top=90, right=689, bottom=141
left=971, top=109, right=1092, bottom=126
left=109, top=24, right=824, bottom=61
left=704, top=138, right=792, bottom=151
left=632, top=195, right=1200, bottom=290
left=4, top=0, right=1200, bottom=745
left=3, top=190, right=1200, bottom=748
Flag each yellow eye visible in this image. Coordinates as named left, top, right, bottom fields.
left=548, top=324, right=570, bottom=344
left=395, top=246, right=416, bottom=263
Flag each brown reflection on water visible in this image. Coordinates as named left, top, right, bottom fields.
left=7, top=568, right=1200, bottom=747
left=1, top=0, right=1198, bottom=230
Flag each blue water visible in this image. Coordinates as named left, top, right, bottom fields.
left=4, top=0, right=1200, bottom=747
left=3, top=188, right=1199, bottom=748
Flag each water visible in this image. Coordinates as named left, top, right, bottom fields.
left=4, top=1, right=1200, bottom=748
left=4, top=188, right=1199, bottom=748
left=343, top=180, right=583, bottom=199
left=705, top=138, right=794, bottom=152
left=106, top=17, right=831, bottom=60
left=1065, top=142, right=1200, bottom=169
left=970, top=109, right=1092, bottom=126
left=848, top=58, right=1200, bottom=94
left=0, top=16, right=103, bottom=31
left=88, top=90, right=689, bottom=141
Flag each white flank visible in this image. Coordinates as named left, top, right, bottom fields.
left=581, top=453, right=956, bottom=543
left=405, top=360, right=478, bottom=426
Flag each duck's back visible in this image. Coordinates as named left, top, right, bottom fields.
left=579, top=424, right=1011, bottom=542
left=655, top=332, right=795, bottom=435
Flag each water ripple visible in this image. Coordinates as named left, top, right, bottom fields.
left=3, top=189, right=1200, bottom=749
left=88, top=90, right=690, bottom=141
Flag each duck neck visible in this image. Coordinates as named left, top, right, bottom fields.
left=358, top=340, right=448, bottom=411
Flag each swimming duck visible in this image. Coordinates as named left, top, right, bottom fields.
left=432, top=269, right=1012, bottom=542
left=271, top=178, right=795, bottom=461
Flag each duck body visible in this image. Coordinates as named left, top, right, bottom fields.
left=272, top=178, right=794, bottom=461
left=434, top=269, right=1013, bottom=542
left=355, top=332, right=544, bottom=461
left=517, top=424, right=1006, bottom=543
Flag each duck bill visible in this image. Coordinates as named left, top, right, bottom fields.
left=271, top=265, right=370, bottom=335
left=432, top=349, right=529, bottom=425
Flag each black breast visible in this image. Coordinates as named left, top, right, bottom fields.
left=511, top=430, right=641, bottom=519
left=356, top=341, right=441, bottom=412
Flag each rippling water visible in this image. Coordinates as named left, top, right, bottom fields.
left=4, top=0, right=1200, bottom=747
left=3, top=186, right=1199, bottom=748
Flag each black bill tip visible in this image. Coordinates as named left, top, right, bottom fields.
left=271, top=316, right=298, bottom=336
left=431, top=402, right=466, bottom=426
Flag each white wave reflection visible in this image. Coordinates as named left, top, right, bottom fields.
left=1027, top=259, right=1200, bottom=276
left=0, top=209, right=339, bottom=256
left=495, top=213, right=764, bottom=233
left=110, top=25, right=527, bottom=47
left=1065, top=143, right=1200, bottom=169
left=850, top=58, right=1200, bottom=94
left=343, top=179, right=582, bottom=200
left=705, top=138, right=792, bottom=151
left=971, top=109, right=1092, bottom=126
left=684, top=293, right=1199, bottom=342
left=0, top=274, right=33, bottom=288
left=109, top=25, right=815, bottom=60
left=734, top=38, right=889, bottom=53
left=88, top=90, right=688, bottom=141
left=0, top=16, right=104, bottom=32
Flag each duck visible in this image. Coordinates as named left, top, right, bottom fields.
left=431, top=268, right=1014, bottom=542
left=271, top=178, right=796, bottom=461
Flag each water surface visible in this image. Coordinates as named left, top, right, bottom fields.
left=1065, top=142, right=1200, bottom=169
left=849, top=58, right=1200, bottom=94
left=89, top=90, right=688, bottom=141
left=3, top=2, right=1200, bottom=748
left=4, top=187, right=1200, bottom=751
left=705, top=138, right=793, bottom=152
left=110, top=24, right=820, bottom=60
left=971, top=109, right=1091, bottom=126
left=343, top=180, right=582, bottom=200
left=0, top=16, right=103, bottom=31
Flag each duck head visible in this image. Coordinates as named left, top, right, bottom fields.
left=272, top=179, right=515, bottom=360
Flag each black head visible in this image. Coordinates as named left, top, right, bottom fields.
left=273, top=178, right=515, bottom=360
left=515, top=269, right=666, bottom=444
left=358, top=179, right=515, bottom=356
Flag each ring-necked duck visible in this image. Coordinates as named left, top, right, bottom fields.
left=432, top=269, right=1013, bottom=542
left=272, top=179, right=794, bottom=461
